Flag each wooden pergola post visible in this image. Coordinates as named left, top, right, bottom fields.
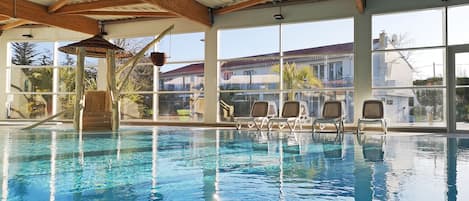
left=107, top=49, right=119, bottom=131
left=73, top=47, right=86, bottom=130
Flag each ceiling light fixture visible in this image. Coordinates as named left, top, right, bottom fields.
left=273, top=0, right=284, bottom=21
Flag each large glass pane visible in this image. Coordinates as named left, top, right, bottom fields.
left=219, top=92, right=279, bottom=120
left=160, top=63, right=204, bottom=91
left=372, top=9, right=444, bottom=49
left=219, top=25, right=279, bottom=59
left=448, top=4, right=469, bottom=45
left=119, top=63, right=154, bottom=92
left=372, top=48, right=445, bottom=87
left=373, top=89, right=445, bottom=127
left=283, top=55, right=354, bottom=89
left=115, top=36, right=154, bottom=92
left=284, top=90, right=354, bottom=123
left=121, top=93, right=153, bottom=120
left=58, top=67, right=97, bottom=92
left=58, top=42, right=76, bottom=66
left=114, top=36, right=153, bottom=55
left=158, top=93, right=204, bottom=121
left=219, top=58, right=280, bottom=90
left=158, top=32, right=205, bottom=62
left=282, top=18, right=353, bottom=52
left=10, top=67, right=53, bottom=92
left=7, top=94, right=52, bottom=119
left=10, top=42, right=54, bottom=66
left=85, top=58, right=98, bottom=90
left=455, top=53, right=469, bottom=130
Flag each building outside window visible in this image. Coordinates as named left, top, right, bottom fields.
left=372, top=8, right=445, bottom=127
left=216, top=18, right=354, bottom=122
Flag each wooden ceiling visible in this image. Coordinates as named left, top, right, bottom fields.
left=0, top=0, right=365, bottom=35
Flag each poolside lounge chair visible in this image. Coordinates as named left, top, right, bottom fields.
left=268, top=101, right=309, bottom=132
left=234, top=101, right=277, bottom=130
left=312, top=101, right=345, bottom=134
left=357, top=100, right=387, bottom=134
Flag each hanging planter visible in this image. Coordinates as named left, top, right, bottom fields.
left=151, top=52, right=166, bottom=66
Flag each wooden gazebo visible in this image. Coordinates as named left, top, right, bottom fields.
left=59, top=35, right=124, bottom=131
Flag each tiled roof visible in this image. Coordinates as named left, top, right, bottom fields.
left=161, top=42, right=354, bottom=77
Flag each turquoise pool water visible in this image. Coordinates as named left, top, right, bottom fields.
left=0, top=127, right=468, bottom=201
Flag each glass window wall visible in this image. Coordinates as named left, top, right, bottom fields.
left=372, top=8, right=446, bottom=127
left=218, top=18, right=354, bottom=122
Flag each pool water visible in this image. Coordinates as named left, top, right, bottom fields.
left=0, top=127, right=468, bottom=201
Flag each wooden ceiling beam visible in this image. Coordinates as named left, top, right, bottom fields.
left=142, top=0, right=211, bottom=26
left=55, top=0, right=143, bottom=14
left=0, top=0, right=99, bottom=35
left=0, top=19, right=30, bottom=31
left=355, top=0, right=364, bottom=13
left=215, top=0, right=268, bottom=15
left=48, top=0, right=70, bottom=13
left=72, top=11, right=177, bottom=18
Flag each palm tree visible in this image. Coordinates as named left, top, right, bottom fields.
left=273, top=62, right=323, bottom=100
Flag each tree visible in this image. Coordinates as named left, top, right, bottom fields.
left=10, top=42, right=51, bottom=118
left=11, top=42, right=38, bottom=65
left=115, top=38, right=154, bottom=119
left=273, top=62, right=323, bottom=100
left=413, top=78, right=444, bottom=121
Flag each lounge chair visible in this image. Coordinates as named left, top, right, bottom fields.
left=234, top=101, right=277, bottom=130
left=357, top=100, right=387, bottom=134
left=268, top=101, right=309, bottom=132
left=312, top=101, right=345, bottom=134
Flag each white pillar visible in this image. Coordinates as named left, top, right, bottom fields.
left=204, top=28, right=219, bottom=124
left=353, top=13, right=373, bottom=125
left=52, top=42, right=59, bottom=115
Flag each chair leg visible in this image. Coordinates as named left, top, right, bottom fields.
left=312, top=120, right=317, bottom=133
left=340, top=120, right=345, bottom=133
left=254, top=119, right=261, bottom=130
left=334, top=121, right=339, bottom=134
left=356, top=120, right=360, bottom=134
left=288, top=119, right=296, bottom=132
left=248, top=121, right=255, bottom=129
left=382, top=119, right=387, bottom=134
left=261, top=118, right=269, bottom=130
left=267, top=121, right=273, bottom=131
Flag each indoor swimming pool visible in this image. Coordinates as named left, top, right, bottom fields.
left=0, top=126, right=468, bottom=200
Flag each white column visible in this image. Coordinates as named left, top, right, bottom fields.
left=204, top=28, right=219, bottom=124
left=52, top=42, right=59, bottom=115
left=0, top=38, right=9, bottom=119
left=353, top=13, right=373, bottom=125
